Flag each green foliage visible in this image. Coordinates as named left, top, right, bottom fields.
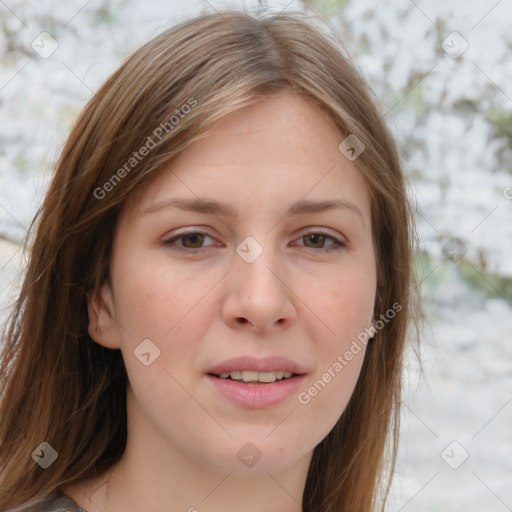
left=383, top=80, right=429, bottom=118
left=414, top=251, right=512, bottom=306
left=302, top=0, right=350, bottom=18
left=92, top=3, right=120, bottom=25
left=414, top=251, right=456, bottom=305
left=487, top=109, right=512, bottom=151
left=13, top=155, right=32, bottom=174
left=458, top=259, right=512, bottom=304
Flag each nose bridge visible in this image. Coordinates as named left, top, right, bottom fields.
left=226, top=234, right=296, bottom=331
left=235, top=235, right=284, bottom=300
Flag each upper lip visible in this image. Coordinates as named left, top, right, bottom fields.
left=207, top=356, right=307, bottom=376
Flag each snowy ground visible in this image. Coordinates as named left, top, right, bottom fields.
left=1, top=0, right=511, bottom=510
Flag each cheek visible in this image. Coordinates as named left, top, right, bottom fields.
left=112, top=255, right=212, bottom=341
left=111, top=257, right=222, bottom=394
left=318, top=268, right=376, bottom=343
left=111, top=260, right=215, bottom=419
left=298, top=298, right=370, bottom=436
left=297, top=349, right=366, bottom=445
left=297, top=269, right=374, bottom=423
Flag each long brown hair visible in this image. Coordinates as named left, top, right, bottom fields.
left=0, top=9, right=421, bottom=511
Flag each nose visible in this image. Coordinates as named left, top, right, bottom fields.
left=221, top=246, right=298, bottom=336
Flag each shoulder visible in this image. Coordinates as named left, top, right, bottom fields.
left=5, top=491, right=87, bottom=512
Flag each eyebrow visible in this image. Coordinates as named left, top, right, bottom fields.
left=141, top=197, right=364, bottom=223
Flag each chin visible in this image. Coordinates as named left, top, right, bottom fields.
left=204, top=435, right=310, bottom=474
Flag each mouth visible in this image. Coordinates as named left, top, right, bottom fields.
left=208, top=370, right=302, bottom=385
left=205, top=356, right=307, bottom=408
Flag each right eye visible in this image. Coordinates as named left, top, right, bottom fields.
left=163, top=230, right=219, bottom=253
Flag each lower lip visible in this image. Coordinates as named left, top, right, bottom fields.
left=205, top=374, right=307, bottom=408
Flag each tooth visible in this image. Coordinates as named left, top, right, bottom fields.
left=258, top=372, right=277, bottom=383
left=219, top=370, right=294, bottom=382
left=241, top=371, right=259, bottom=382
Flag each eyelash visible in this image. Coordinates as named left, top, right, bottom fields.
left=163, top=229, right=347, bottom=254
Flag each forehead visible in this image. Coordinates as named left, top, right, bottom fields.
left=124, top=90, right=370, bottom=223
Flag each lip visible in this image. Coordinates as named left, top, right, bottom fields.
left=205, top=356, right=308, bottom=409
left=205, top=373, right=307, bottom=408
left=206, top=356, right=307, bottom=376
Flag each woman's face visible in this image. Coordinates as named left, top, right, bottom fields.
left=92, top=89, right=377, bottom=474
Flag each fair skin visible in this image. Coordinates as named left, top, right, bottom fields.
left=62, top=89, right=377, bottom=512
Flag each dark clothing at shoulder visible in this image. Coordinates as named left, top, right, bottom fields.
left=5, top=491, right=87, bottom=512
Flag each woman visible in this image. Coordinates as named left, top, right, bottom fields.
left=0, top=9, right=421, bottom=512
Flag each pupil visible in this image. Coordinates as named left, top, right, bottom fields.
left=307, top=234, right=323, bottom=247
left=184, top=233, right=203, bottom=248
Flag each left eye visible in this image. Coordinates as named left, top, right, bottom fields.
left=297, top=232, right=346, bottom=252
left=163, top=230, right=346, bottom=253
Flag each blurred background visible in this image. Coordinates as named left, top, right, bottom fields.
left=1, top=0, right=511, bottom=510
